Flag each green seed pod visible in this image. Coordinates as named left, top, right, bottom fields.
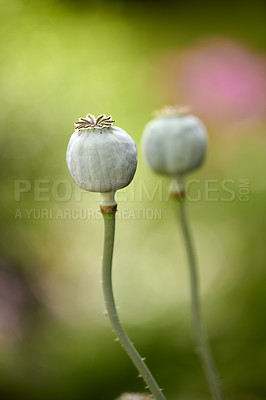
left=66, top=113, right=137, bottom=206
left=142, top=106, right=207, bottom=178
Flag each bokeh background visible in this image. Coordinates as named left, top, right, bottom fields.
left=0, top=0, right=266, bottom=399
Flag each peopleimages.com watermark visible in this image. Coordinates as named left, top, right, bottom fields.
left=13, top=178, right=250, bottom=220
left=14, top=178, right=250, bottom=202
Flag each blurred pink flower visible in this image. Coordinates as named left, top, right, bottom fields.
left=161, top=38, right=266, bottom=124
left=116, top=394, right=150, bottom=400
left=0, top=260, right=37, bottom=343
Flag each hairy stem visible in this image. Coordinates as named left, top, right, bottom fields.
left=101, top=211, right=166, bottom=400
left=177, top=199, right=225, bottom=400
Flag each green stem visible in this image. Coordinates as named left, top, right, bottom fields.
left=177, top=199, right=225, bottom=400
left=101, top=211, right=166, bottom=400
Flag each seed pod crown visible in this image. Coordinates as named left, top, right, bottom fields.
left=74, top=113, right=116, bottom=130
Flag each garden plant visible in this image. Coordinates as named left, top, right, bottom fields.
left=67, top=113, right=166, bottom=400
left=143, top=106, right=226, bottom=400
left=66, top=109, right=226, bottom=400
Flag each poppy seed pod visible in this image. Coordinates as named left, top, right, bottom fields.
left=66, top=114, right=137, bottom=205
left=142, top=107, right=207, bottom=178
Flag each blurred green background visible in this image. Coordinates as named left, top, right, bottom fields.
left=0, top=0, right=266, bottom=399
